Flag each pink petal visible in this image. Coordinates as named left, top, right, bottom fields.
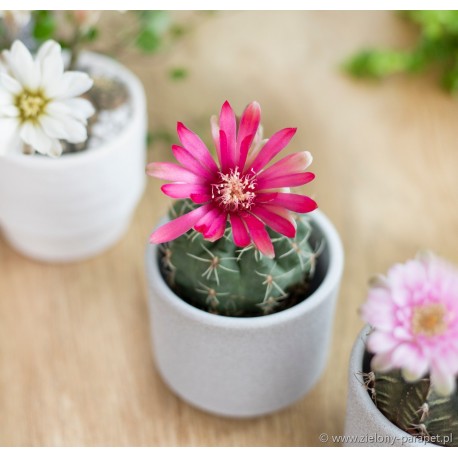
left=219, top=130, right=231, bottom=173
left=161, top=183, right=208, bottom=199
left=240, top=213, right=275, bottom=258
left=230, top=214, right=251, bottom=247
left=194, top=206, right=221, bottom=234
left=249, top=127, right=297, bottom=172
left=236, top=101, right=261, bottom=169
left=257, top=193, right=318, bottom=213
left=176, top=122, right=218, bottom=174
left=204, top=211, right=227, bottom=241
left=371, top=352, right=395, bottom=372
left=150, top=205, right=210, bottom=243
left=219, top=101, right=237, bottom=169
left=191, top=192, right=212, bottom=204
left=257, top=151, right=312, bottom=181
left=172, top=145, right=215, bottom=180
left=250, top=205, right=296, bottom=238
left=210, top=114, right=221, bottom=163
left=146, top=162, right=204, bottom=184
left=257, top=172, right=315, bottom=190
left=430, top=361, right=456, bottom=396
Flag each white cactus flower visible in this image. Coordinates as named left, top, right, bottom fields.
left=0, top=40, right=95, bottom=157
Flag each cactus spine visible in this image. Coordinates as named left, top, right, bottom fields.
left=158, top=199, right=322, bottom=317
left=364, top=369, right=458, bottom=446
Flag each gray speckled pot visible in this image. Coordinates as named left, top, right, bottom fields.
left=344, top=326, right=435, bottom=447
left=145, top=210, right=344, bottom=417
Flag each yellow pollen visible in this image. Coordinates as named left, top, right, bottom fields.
left=212, top=168, right=257, bottom=212
left=411, top=303, right=447, bottom=337
left=16, top=90, right=47, bottom=122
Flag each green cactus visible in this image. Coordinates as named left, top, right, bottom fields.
left=158, top=199, right=322, bottom=317
left=363, top=368, right=458, bottom=446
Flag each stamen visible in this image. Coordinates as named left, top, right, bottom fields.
left=16, top=90, right=48, bottom=122
left=411, top=303, right=447, bottom=337
left=211, top=167, right=257, bottom=212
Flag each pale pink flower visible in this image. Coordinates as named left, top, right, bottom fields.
left=147, top=100, right=317, bottom=258
left=361, top=253, right=458, bottom=395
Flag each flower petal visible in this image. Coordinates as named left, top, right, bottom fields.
left=430, top=362, right=456, bottom=396
left=236, top=101, right=261, bottom=169
left=20, top=122, right=52, bottom=155
left=257, top=192, right=318, bottom=213
left=161, top=183, right=208, bottom=199
left=146, top=162, right=205, bottom=184
left=150, top=205, right=210, bottom=244
left=52, top=71, right=93, bottom=99
left=46, top=99, right=94, bottom=123
left=40, top=115, right=87, bottom=143
left=258, top=151, right=313, bottom=181
left=257, top=172, right=315, bottom=190
left=5, top=40, right=40, bottom=90
left=172, top=145, right=215, bottom=180
left=204, top=211, right=227, bottom=242
left=37, top=41, right=64, bottom=94
left=0, top=72, right=22, bottom=94
left=250, top=205, right=296, bottom=238
left=230, top=213, right=250, bottom=247
left=194, top=206, right=221, bottom=235
left=0, top=117, right=19, bottom=155
left=219, top=100, right=237, bottom=169
left=240, top=212, right=275, bottom=258
left=249, top=127, right=297, bottom=172
left=177, top=122, right=218, bottom=174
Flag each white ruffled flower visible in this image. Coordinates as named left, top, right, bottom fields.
left=0, top=40, right=95, bottom=157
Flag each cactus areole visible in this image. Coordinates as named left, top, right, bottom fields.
left=147, top=101, right=323, bottom=317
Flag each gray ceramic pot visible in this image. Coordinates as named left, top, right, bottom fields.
left=145, top=210, right=344, bottom=418
left=344, top=326, right=435, bottom=447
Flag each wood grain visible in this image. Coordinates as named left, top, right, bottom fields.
left=2, top=11, right=458, bottom=446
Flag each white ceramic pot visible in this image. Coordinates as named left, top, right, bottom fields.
left=0, top=52, right=147, bottom=262
left=145, top=209, right=344, bottom=417
left=344, top=326, right=435, bottom=447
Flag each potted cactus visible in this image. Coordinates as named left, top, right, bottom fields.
left=145, top=100, right=344, bottom=417
left=345, top=253, right=458, bottom=447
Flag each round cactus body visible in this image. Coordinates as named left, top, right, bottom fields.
left=158, top=200, right=321, bottom=317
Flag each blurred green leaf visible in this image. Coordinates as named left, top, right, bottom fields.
left=32, top=10, right=56, bottom=41
left=169, top=67, right=188, bottom=80
left=344, top=10, right=458, bottom=94
left=83, top=26, right=99, bottom=42
left=136, top=28, right=161, bottom=52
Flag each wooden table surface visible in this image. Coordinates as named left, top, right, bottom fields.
left=2, top=11, right=458, bottom=446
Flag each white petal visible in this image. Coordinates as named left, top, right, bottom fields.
left=20, top=122, right=53, bottom=155
left=0, top=105, right=19, bottom=117
left=40, top=114, right=87, bottom=143
left=61, top=98, right=95, bottom=120
left=53, top=71, right=93, bottom=99
left=7, top=41, right=40, bottom=90
left=38, top=41, right=64, bottom=94
left=0, top=118, right=20, bottom=155
left=0, top=88, right=14, bottom=105
left=46, top=99, right=94, bottom=123
left=47, top=138, right=63, bottom=157
left=0, top=72, right=22, bottom=94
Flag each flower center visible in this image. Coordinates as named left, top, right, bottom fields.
left=212, top=168, right=257, bottom=212
left=16, top=90, right=48, bottom=122
left=411, top=303, right=447, bottom=337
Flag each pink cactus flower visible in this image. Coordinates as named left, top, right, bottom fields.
left=147, top=100, right=317, bottom=258
left=361, top=252, right=458, bottom=395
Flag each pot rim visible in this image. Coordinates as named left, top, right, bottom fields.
left=350, top=325, right=437, bottom=446
left=146, top=208, right=344, bottom=329
left=0, top=51, right=146, bottom=169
